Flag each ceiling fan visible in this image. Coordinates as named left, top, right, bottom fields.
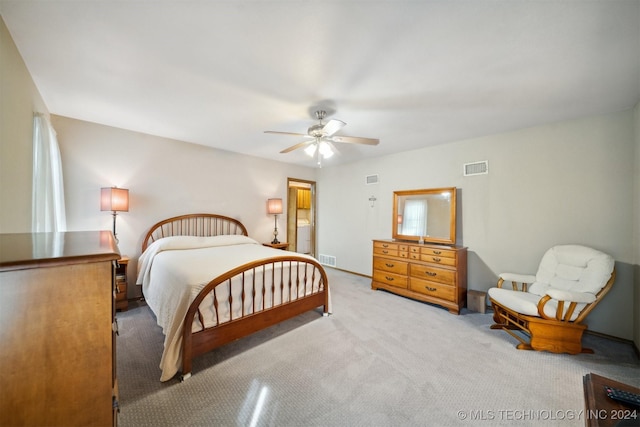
left=264, top=110, right=379, bottom=166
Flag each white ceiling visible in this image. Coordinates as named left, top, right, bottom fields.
left=2, top=1, right=639, bottom=167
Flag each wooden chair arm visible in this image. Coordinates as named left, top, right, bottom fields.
left=537, top=295, right=581, bottom=322
left=496, top=275, right=533, bottom=292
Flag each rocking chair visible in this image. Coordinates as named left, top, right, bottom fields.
left=488, top=245, right=615, bottom=354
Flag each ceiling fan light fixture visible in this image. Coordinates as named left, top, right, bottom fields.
left=304, top=144, right=317, bottom=157
left=304, top=140, right=334, bottom=159
left=318, top=141, right=334, bottom=158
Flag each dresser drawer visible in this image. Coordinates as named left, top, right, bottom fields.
left=420, top=254, right=456, bottom=267
left=410, top=277, right=456, bottom=302
left=373, top=270, right=408, bottom=288
left=373, top=242, right=399, bottom=257
left=407, top=252, right=421, bottom=261
left=397, top=244, right=409, bottom=259
left=373, top=257, right=408, bottom=275
left=115, top=281, right=126, bottom=301
left=374, top=247, right=398, bottom=257
left=421, top=247, right=456, bottom=258
left=374, top=241, right=398, bottom=251
left=410, top=264, right=455, bottom=285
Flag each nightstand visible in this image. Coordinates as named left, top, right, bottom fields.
left=115, top=256, right=128, bottom=311
left=263, top=242, right=289, bottom=250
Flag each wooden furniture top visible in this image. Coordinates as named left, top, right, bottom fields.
left=374, top=239, right=466, bottom=250
left=583, top=372, right=640, bottom=427
left=0, top=231, right=120, bottom=271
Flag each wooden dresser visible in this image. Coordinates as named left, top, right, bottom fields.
left=372, top=239, right=467, bottom=314
left=0, top=231, right=120, bottom=426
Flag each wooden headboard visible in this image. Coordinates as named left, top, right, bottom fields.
left=141, top=213, right=248, bottom=252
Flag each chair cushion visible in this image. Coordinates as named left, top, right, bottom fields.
left=488, top=287, right=543, bottom=317
left=488, top=287, right=587, bottom=320
left=528, top=245, right=614, bottom=297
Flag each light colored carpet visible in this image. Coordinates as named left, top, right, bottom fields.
left=116, top=268, right=639, bottom=426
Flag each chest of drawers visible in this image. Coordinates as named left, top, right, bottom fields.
left=371, top=239, right=467, bottom=314
left=0, top=231, right=120, bottom=426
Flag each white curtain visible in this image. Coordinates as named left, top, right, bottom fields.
left=32, top=113, right=66, bottom=232
left=402, top=199, right=427, bottom=236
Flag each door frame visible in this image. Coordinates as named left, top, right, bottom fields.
left=287, top=178, right=316, bottom=257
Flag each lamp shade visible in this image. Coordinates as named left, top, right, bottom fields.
left=101, top=187, right=129, bottom=212
left=267, top=198, right=283, bottom=215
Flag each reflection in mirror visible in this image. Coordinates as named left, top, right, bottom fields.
left=393, top=188, right=457, bottom=245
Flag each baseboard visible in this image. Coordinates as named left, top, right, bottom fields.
left=325, top=265, right=372, bottom=279
left=585, top=329, right=639, bottom=357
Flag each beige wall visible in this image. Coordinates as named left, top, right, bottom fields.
left=51, top=115, right=317, bottom=294
left=318, top=110, right=637, bottom=340
left=0, top=16, right=48, bottom=232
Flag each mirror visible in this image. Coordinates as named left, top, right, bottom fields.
left=393, top=187, right=457, bottom=245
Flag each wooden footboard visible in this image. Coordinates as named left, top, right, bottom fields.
left=180, top=255, right=329, bottom=379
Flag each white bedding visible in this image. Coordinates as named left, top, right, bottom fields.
left=136, top=235, right=327, bottom=381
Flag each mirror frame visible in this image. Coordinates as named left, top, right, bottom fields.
left=392, top=187, right=457, bottom=245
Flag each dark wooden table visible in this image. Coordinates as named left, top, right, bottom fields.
left=583, top=372, right=639, bottom=427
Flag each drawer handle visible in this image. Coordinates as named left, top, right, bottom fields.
left=385, top=276, right=394, bottom=281
left=432, top=257, right=441, bottom=262
left=382, top=250, right=389, bottom=254
left=382, top=244, right=389, bottom=248
left=426, top=272, right=437, bottom=277
left=385, top=263, right=395, bottom=268
left=425, top=286, right=437, bottom=291
left=433, top=250, right=442, bottom=255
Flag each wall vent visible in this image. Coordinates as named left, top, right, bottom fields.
left=463, top=161, right=489, bottom=176
left=318, top=254, right=337, bottom=267
left=365, top=174, right=379, bottom=185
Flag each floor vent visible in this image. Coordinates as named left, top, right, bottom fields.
left=318, top=254, right=337, bottom=267
left=463, top=160, right=489, bottom=176
left=365, top=174, right=379, bottom=185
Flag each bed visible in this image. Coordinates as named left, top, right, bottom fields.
left=136, top=213, right=330, bottom=381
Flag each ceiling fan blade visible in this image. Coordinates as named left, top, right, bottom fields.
left=265, top=130, right=309, bottom=137
left=330, top=135, right=380, bottom=145
left=321, top=119, right=346, bottom=136
left=280, top=140, right=315, bottom=154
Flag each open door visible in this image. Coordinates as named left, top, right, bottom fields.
left=286, top=178, right=316, bottom=257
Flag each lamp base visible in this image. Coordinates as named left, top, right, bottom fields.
left=112, top=212, right=119, bottom=243
left=271, top=215, right=280, bottom=245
